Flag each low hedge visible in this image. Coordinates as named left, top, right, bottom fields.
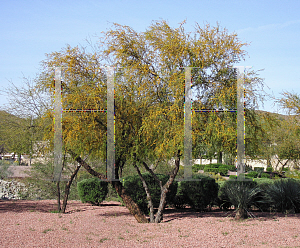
left=247, top=171, right=259, bottom=178
left=121, top=173, right=178, bottom=215
left=77, top=178, right=108, bottom=206
left=178, top=173, right=218, bottom=210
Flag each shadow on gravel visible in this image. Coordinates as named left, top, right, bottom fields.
left=162, top=207, right=300, bottom=223
left=0, top=200, right=123, bottom=213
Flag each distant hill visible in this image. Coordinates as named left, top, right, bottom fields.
left=0, top=110, right=29, bottom=153
left=255, top=109, right=300, bottom=121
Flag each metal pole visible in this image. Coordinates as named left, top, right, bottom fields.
left=236, top=66, right=245, bottom=177
left=184, top=67, right=192, bottom=180
left=53, top=67, right=63, bottom=181
left=107, top=67, right=115, bottom=180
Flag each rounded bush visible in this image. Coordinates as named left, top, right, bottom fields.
left=77, top=178, right=108, bottom=206
left=218, top=165, right=229, bottom=176
left=247, top=171, right=258, bottom=178
left=266, top=167, right=273, bottom=172
left=261, top=173, right=270, bottom=178
left=121, top=173, right=178, bottom=215
left=179, top=173, right=218, bottom=210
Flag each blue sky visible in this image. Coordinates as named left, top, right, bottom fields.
left=1, top=0, right=299, bottom=113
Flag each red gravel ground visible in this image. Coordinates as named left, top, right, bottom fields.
left=1, top=199, right=300, bottom=247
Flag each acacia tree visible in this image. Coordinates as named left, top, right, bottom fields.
left=33, top=20, right=266, bottom=223
left=96, top=20, right=265, bottom=222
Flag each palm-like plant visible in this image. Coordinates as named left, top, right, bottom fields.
left=222, top=180, right=262, bottom=220
left=263, top=178, right=300, bottom=213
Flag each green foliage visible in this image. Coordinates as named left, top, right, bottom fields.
left=254, top=167, right=264, bottom=172
left=285, top=170, right=300, bottom=179
left=218, top=179, right=261, bottom=213
left=266, top=167, right=273, bottom=172
left=178, top=173, right=218, bottom=210
left=0, top=160, right=13, bottom=179
left=247, top=171, right=258, bottom=178
left=263, top=178, right=300, bottom=213
left=261, top=173, right=270, bottom=178
left=203, top=172, right=226, bottom=183
left=229, top=175, right=237, bottom=179
left=20, top=162, right=61, bottom=200
left=252, top=178, right=275, bottom=211
left=253, top=178, right=275, bottom=185
left=203, top=163, right=221, bottom=174
left=254, top=167, right=264, bottom=177
left=77, top=178, right=108, bottom=206
left=121, top=173, right=178, bottom=215
left=245, top=165, right=253, bottom=172
left=192, top=164, right=205, bottom=173
left=218, top=165, right=230, bottom=176
left=227, top=165, right=236, bottom=171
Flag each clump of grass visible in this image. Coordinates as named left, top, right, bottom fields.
left=49, top=210, right=60, bottom=213
left=99, top=238, right=109, bottom=243
left=42, top=228, right=53, bottom=233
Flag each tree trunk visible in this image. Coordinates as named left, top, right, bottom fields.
left=56, top=181, right=61, bottom=212
left=62, top=164, right=81, bottom=213
left=154, top=150, right=181, bottom=223
left=68, top=150, right=148, bottom=223
left=112, top=180, right=149, bottom=223
left=133, top=156, right=155, bottom=222
left=217, top=151, right=222, bottom=164
left=235, top=208, right=247, bottom=220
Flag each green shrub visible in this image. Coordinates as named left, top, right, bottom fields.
left=247, top=171, right=258, bottom=178
left=192, top=164, right=205, bottom=173
left=261, top=173, right=270, bottom=178
left=229, top=175, right=237, bottom=179
left=266, top=167, right=273, bottom=172
left=252, top=178, right=274, bottom=211
left=218, top=165, right=229, bottom=176
left=178, top=173, right=218, bottom=210
left=209, top=163, right=223, bottom=168
left=253, top=167, right=265, bottom=177
left=203, top=164, right=220, bottom=174
left=263, top=178, right=300, bottom=213
left=208, top=173, right=226, bottom=182
left=77, top=178, right=108, bottom=206
left=218, top=179, right=261, bottom=217
left=245, top=165, right=253, bottom=172
left=285, top=171, right=300, bottom=179
left=121, top=173, right=178, bottom=215
left=227, top=165, right=237, bottom=171
left=229, top=173, right=252, bottom=180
